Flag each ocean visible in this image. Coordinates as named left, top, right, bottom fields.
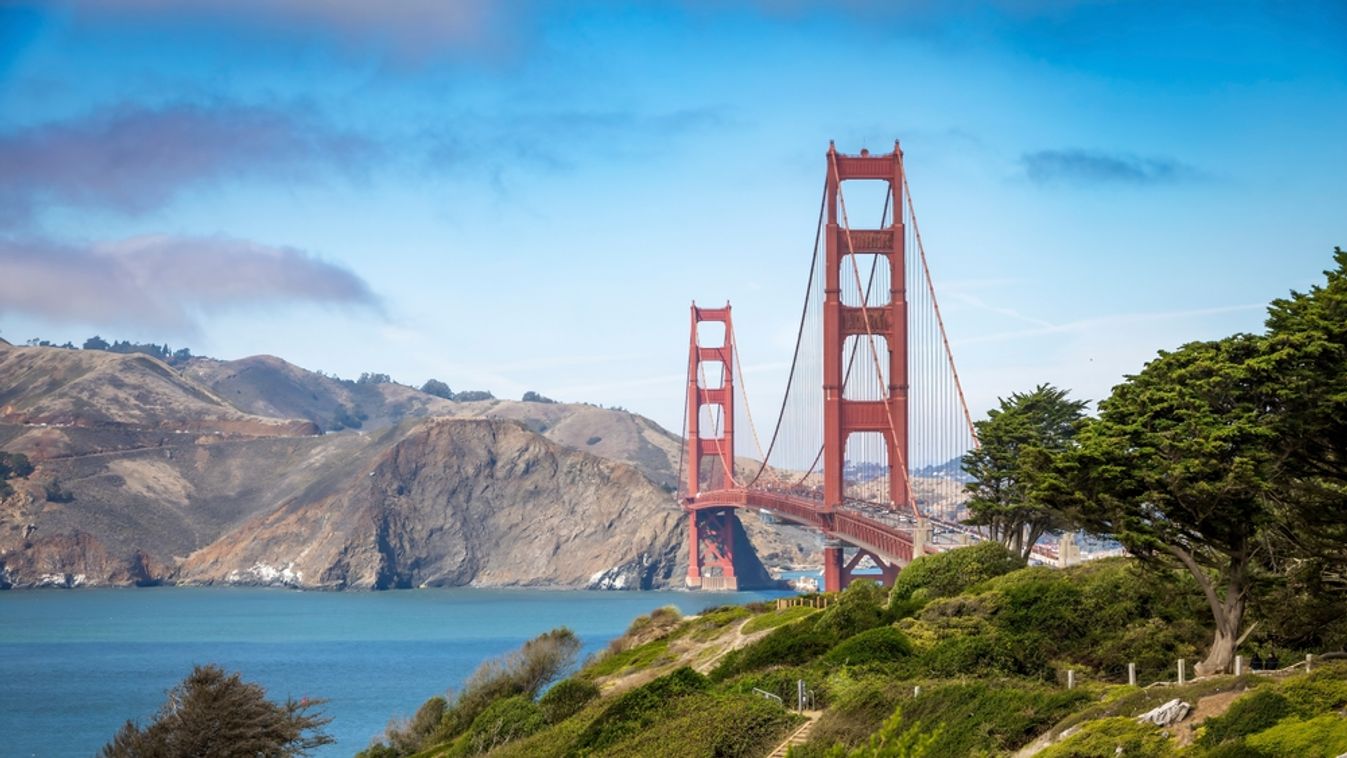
left=0, top=586, right=787, bottom=757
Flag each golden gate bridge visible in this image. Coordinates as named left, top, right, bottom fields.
left=679, top=142, right=1033, bottom=593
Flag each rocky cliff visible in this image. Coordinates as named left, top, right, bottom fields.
left=0, top=342, right=807, bottom=590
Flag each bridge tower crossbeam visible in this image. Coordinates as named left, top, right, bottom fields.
left=824, top=142, right=909, bottom=515
left=684, top=303, right=738, bottom=589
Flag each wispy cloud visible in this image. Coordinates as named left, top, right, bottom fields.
left=0, top=101, right=376, bottom=227
left=59, top=0, right=507, bottom=62
left=1020, top=149, right=1206, bottom=186
left=0, top=234, right=380, bottom=331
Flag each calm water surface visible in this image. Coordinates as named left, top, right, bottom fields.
left=0, top=586, right=786, bottom=757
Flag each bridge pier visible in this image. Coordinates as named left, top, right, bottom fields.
left=822, top=540, right=845, bottom=593
left=690, top=509, right=738, bottom=591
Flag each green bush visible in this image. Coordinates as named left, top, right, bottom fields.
left=601, top=692, right=800, bottom=757
left=711, top=620, right=837, bottom=681
left=1037, top=716, right=1173, bottom=757
left=465, top=696, right=545, bottom=755
left=823, top=626, right=912, bottom=667
left=801, top=676, right=906, bottom=751
left=888, top=541, right=1021, bottom=609
left=1244, top=714, right=1347, bottom=757
left=1277, top=663, right=1347, bottom=716
left=1198, top=689, right=1293, bottom=747
left=538, top=678, right=600, bottom=724
left=888, top=680, right=1092, bottom=755
left=816, top=581, right=890, bottom=638
left=572, top=667, right=708, bottom=752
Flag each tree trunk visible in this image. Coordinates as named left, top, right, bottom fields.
left=1167, top=545, right=1248, bottom=677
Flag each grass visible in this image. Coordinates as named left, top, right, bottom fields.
left=581, top=637, right=673, bottom=679
left=742, top=605, right=817, bottom=635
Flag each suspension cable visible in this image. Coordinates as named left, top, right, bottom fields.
left=901, top=170, right=979, bottom=447
left=746, top=180, right=827, bottom=488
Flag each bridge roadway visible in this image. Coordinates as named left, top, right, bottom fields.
left=686, top=487, right=1061, bottom=571
left=685, top=487, right=934, bottom=566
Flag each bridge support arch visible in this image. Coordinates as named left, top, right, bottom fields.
left=823, top=539, right=901, bottom=592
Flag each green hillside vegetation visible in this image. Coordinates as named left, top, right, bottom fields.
left=355, top=545, right=1346, bottom=757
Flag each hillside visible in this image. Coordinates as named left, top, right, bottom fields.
left=0, top=342, right=802, bottom=589
left=357, top=548, right=1347, bottom=758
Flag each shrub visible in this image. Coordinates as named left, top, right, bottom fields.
left=711, top=620, right=837, bottom=681
left=802, top=676, right=906, bottom=750
left=432, top=628, right=581, bottom=743
left=1198, top=689, right=1293, bottom=747
left=421, top=379, right=453, bottom=400
left=99, top=664, right=331, bottom=758
left=1037, top=717, right=1172, bottom=758
left=1244, top=714, right=1347, bottom=757
left=823, top=627, right=912, bottom=667
left=889, top=680, right=1092, bottom=755
left=600, top=692, right=799, bottom=758
left=816, top=581, right=890, bottom=638
left=888, top=541, right=1021, bottom=609
left=466, top=695, right=545, bottom=754
left=1277, top=663, right=1347, bottom=716
left=539, top=678, right=600, bottom=723
left=572, top=667, right=708, bottom=752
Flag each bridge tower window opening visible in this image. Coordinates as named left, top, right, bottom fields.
left=697, top=360, right=725, bottom=389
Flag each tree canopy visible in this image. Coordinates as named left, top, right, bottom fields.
left=962, top=383, right=1088, bottom=561
left=99, top=664, right=331, bottom=758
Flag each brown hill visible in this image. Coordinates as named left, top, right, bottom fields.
left=0, top=343, right=801, bottom=590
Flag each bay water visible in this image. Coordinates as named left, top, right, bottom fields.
left=0, top=586, right=786, bottom=757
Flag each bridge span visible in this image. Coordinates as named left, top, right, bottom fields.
left=679, top=143, right=981, bottom=592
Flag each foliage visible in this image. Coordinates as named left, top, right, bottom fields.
left=877, top=680, right=1090, bottom=756
left=1036, top=716, right=1172, bottom=758
left=897, top=559, right=1207, bottom=681
left=99, top=664, right=332, bottom=758
left=537, top=678, right=599, bottom=723
left=962, top=384, right=1089, bottom=561
left=799, top=676, right=907, bottom=752
left=0, top=450, right=34, bottom=497
left=357, top=372, right=392, bottom=385
left=602, top=692, right=800, bottom=758
left=363, top=697, right=446, bottom=757
left=571, top=666, right=709, bottom=753
left=743, top=605, right=817, bottom=634
left=1071, top=333, right=1282, bottom=674
left=1261, top=247, right=1347, bottom=580
left=453, top=390, right=495, bottom=402
left=711, top=617, right=837, bottom=681
left=521, top=391, right=556, bottom=403
left=816, top=710, right=944, bottom=758
left=823, top=626, right=912, bottom=667
left=888, top=541, right=1021, bottom=612
left=1197, top=689, right=1293, bottom=747
left=816, top=580, right=890, bottom=638
left=1244, top=714, right=1347, bottom=757
left=464, top=695, right=545, bottom=754
left=582, top=636, right=671, bottom=679
left=364, top=628, right=579, bottom=756
left=420, top=379, right=453, bottom=400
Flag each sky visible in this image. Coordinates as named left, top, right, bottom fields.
left=1, top=1, right=1344, bottom=437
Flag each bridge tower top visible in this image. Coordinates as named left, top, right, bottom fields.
left=685, top=302, right=736, bottom=497
left=823, top=141, right=912, bottom=513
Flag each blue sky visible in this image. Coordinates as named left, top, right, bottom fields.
left=1, top=1, right=1344, bottom=435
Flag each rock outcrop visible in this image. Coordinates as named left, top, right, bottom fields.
left=0, top=342, right=804, bottom=590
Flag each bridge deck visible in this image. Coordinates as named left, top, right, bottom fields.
left=686, top=487, right=932, bottom=566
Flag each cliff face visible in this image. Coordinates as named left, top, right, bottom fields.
left=177, top=419, right=685, bottom=590
left=0, top=342, right=799, bottom=590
